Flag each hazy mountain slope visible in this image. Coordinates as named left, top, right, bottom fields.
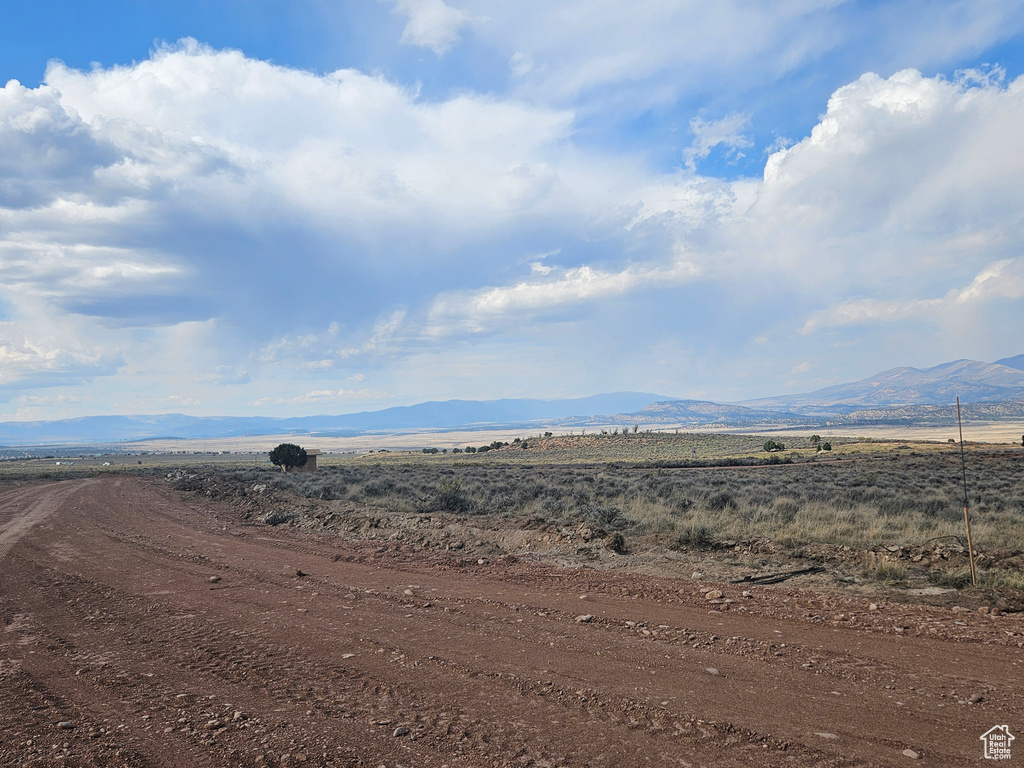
left=741, top=358, right=1024, bottom=411
left=996, top=353, right=1024, bottom=371
left=556, top=399, right=807, bottom=428
left=0, top=393, right=672, bottom=445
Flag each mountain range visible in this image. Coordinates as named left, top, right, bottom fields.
left=740, top=356, right=1024, bottom=412
left=1, top=356, right=1022, bottom=446
left=0, top=392, right=666, bottom=446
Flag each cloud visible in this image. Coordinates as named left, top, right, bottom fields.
left=202, top=366, right=251, bottom=386
left=461, top=2, right=847, bottom=103
left=802, top=259, right=1024, bottom=333
left=258, top=311, right=409, bottom=369
left=743, top=68, right=1024, bottom=295
left=43, top=39, right=595, bottom=238
left=0, top=316, right=124, bottom=387
left=428, top=254, right=701, bottom=334
left=4, top=30, right=1024, bottom=415
left=392, top=0, right=471, bottom=55
left=0, top=79, right=122, bottom=209
left=0, top=239, right=183, bottom=304
left=683, top=112, right=753, bottom=170
left=253, top=388, right=384, bottom=406
left=426, top=0, right=1024, bottom=126
left=509, top=51, right=533, bottom=78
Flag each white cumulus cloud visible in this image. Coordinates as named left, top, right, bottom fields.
left=392, top=0, right=472, bottom=55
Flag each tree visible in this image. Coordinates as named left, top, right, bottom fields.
left=763, top=439, right=785, bottom=452
left=269, top=443, right=307, bottom=472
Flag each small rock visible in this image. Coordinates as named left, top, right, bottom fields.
left=704, top=590, right=723, bottom=601
left=477, top=558, right=488, bottom=565
left=741, top=590, right=752, bottom=598
left=705, top=667, right=721, bottom=676
left=691, top=572, right=705, bottom=579
left=403, top=589, right=414, bottom=596
left=902, top=748, right=920, bottom=759
left=206, top=720, right=221, bottom=730
left=814, top=732, right=839, bottom=740
left=56, top=721, right=74, bottom=730
left=968, top=693, right=984, bottom=703
left=208, top=575, right=221, bottom=583
left=978, top=606, right=990, bottom=614
left=869, top=603, right=879, bottom=611
left=576, top=614, right=594, bottom=623
left=393, top=726, right=410, bottom=737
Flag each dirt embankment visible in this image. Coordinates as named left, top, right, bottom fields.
left=2, top=476, right=1023, bottom=767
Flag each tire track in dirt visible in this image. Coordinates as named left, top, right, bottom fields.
left=0, top=481, right=96, bottom=561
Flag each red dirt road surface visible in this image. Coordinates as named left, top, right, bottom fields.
left=2, top=477, right=1023, bottom=767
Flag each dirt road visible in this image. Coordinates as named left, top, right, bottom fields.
left=2, top=477, right=1022, bottom=767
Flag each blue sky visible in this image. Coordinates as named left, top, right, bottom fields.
left=2, top=1, right=1024, bottom=419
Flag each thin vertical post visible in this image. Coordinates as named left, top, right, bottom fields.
left=957, top=397, right=978, bottom=587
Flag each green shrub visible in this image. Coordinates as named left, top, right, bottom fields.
left=433, top=478, right=467, bottom=512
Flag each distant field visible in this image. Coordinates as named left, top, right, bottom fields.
left=88, top=419, right=1024, bottom=458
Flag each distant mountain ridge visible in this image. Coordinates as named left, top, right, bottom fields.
left=996, top=353, right=1024, bottom=371
left=740, top=358, right=1024, bottom=411
left=1, top=356, right=1021, bottom=445
left=0, top=392, right=671, bottom=445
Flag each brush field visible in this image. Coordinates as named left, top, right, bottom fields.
left=150, top=433, right=1024, bottom=597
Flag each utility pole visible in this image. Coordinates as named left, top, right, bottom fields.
left=956, top=397, right=978, bottom=587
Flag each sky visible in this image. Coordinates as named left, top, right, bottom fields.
left=2, top=0, right=1024, bottom=420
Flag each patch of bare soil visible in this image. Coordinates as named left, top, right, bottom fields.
left=2, top=476, right=1023, bottom=767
